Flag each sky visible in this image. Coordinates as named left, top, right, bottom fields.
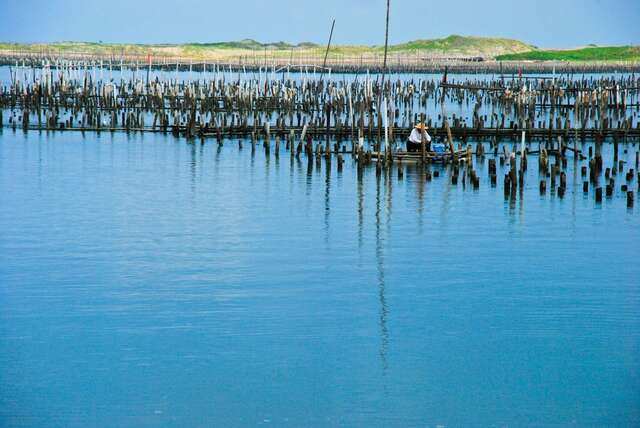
left=1, top=0, right=638, bottom=48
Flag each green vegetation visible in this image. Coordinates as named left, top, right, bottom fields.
left=496, top=46, right=640, bottom=62
left=0, top=35, right=533, bottom=60
left=1, top=36, right=638, bottom=63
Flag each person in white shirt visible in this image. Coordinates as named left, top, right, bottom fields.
left=407, top=123, right=432, bottom=152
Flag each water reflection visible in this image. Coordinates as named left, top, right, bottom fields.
left=385, top=166, right=393, bottom=236
left=416, top=166, right=425, bottom=231
left=264, top=142, right=271, bottom=198
left=439, top=164, right=452, bottom=227
left=375, top=170, right=389, bottom=377
left=306, top=156, right=313, bottom=196
left=357, top=165, right=364, bottom=251
left=2, top=128, right=639, bottom=427
left=274, top=145, right=280, bottom=176
left=36, top=134, right=43, bottom=191
left=189, top=141, right=197, bottom=194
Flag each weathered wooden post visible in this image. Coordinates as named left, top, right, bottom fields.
left=420, top=113, right=426, bottom=163
left=595, top=187, right=603, bottom=203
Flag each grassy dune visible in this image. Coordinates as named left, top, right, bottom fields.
left=2, top=37, right=637, bottom=63
left=0, top=35, right=532, bottom=60
left=386, top=35, right=533, bottom=56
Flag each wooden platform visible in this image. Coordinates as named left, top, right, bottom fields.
left=370, top=149, right=468, bottom=162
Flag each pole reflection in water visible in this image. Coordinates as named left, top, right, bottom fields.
left=198, top=139, right=205, bottom=181
left=385, top=165, right=393, bottom=236
left=189, top=141, right=197, bottom=195
left=375, top=169, right=390, bottom=379
left=263, top=143, right=270, bottom=198
left=324, top=157, right=331, bottom=245
left=415, top=163, right=427, bottom=234
left=357, top=165, right=364, bottom=251
left=273, top=146, right=280, bottom=179
left=306, top=156, right=313, bottom=193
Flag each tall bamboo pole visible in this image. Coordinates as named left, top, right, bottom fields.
left=319, top=19, right=336, bottom=81
left=383, top=0, right=390, bottom=73
left=381, top=0, right=391, bottom=157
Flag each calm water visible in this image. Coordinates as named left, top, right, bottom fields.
left=1, top=129, right=639, bottom=427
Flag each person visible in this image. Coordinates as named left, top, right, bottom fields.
left=407, top=123, right=432, bottom=152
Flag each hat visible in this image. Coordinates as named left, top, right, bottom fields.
left=414, top=123, right=429, bottom=130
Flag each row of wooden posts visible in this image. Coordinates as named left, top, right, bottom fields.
left=2, top=63, right=639, bottom=145
left=1, top=63, right=638, bottom=208
left=2, top=53, right=639, bottom=74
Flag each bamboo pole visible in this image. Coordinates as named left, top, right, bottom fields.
left=319, top=19, right=336, bottom=81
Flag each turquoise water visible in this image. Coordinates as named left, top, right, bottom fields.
left=1, top=129, right=639, bottom=427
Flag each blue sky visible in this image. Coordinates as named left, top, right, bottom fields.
left=1, top=0, right=638, bottom=47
